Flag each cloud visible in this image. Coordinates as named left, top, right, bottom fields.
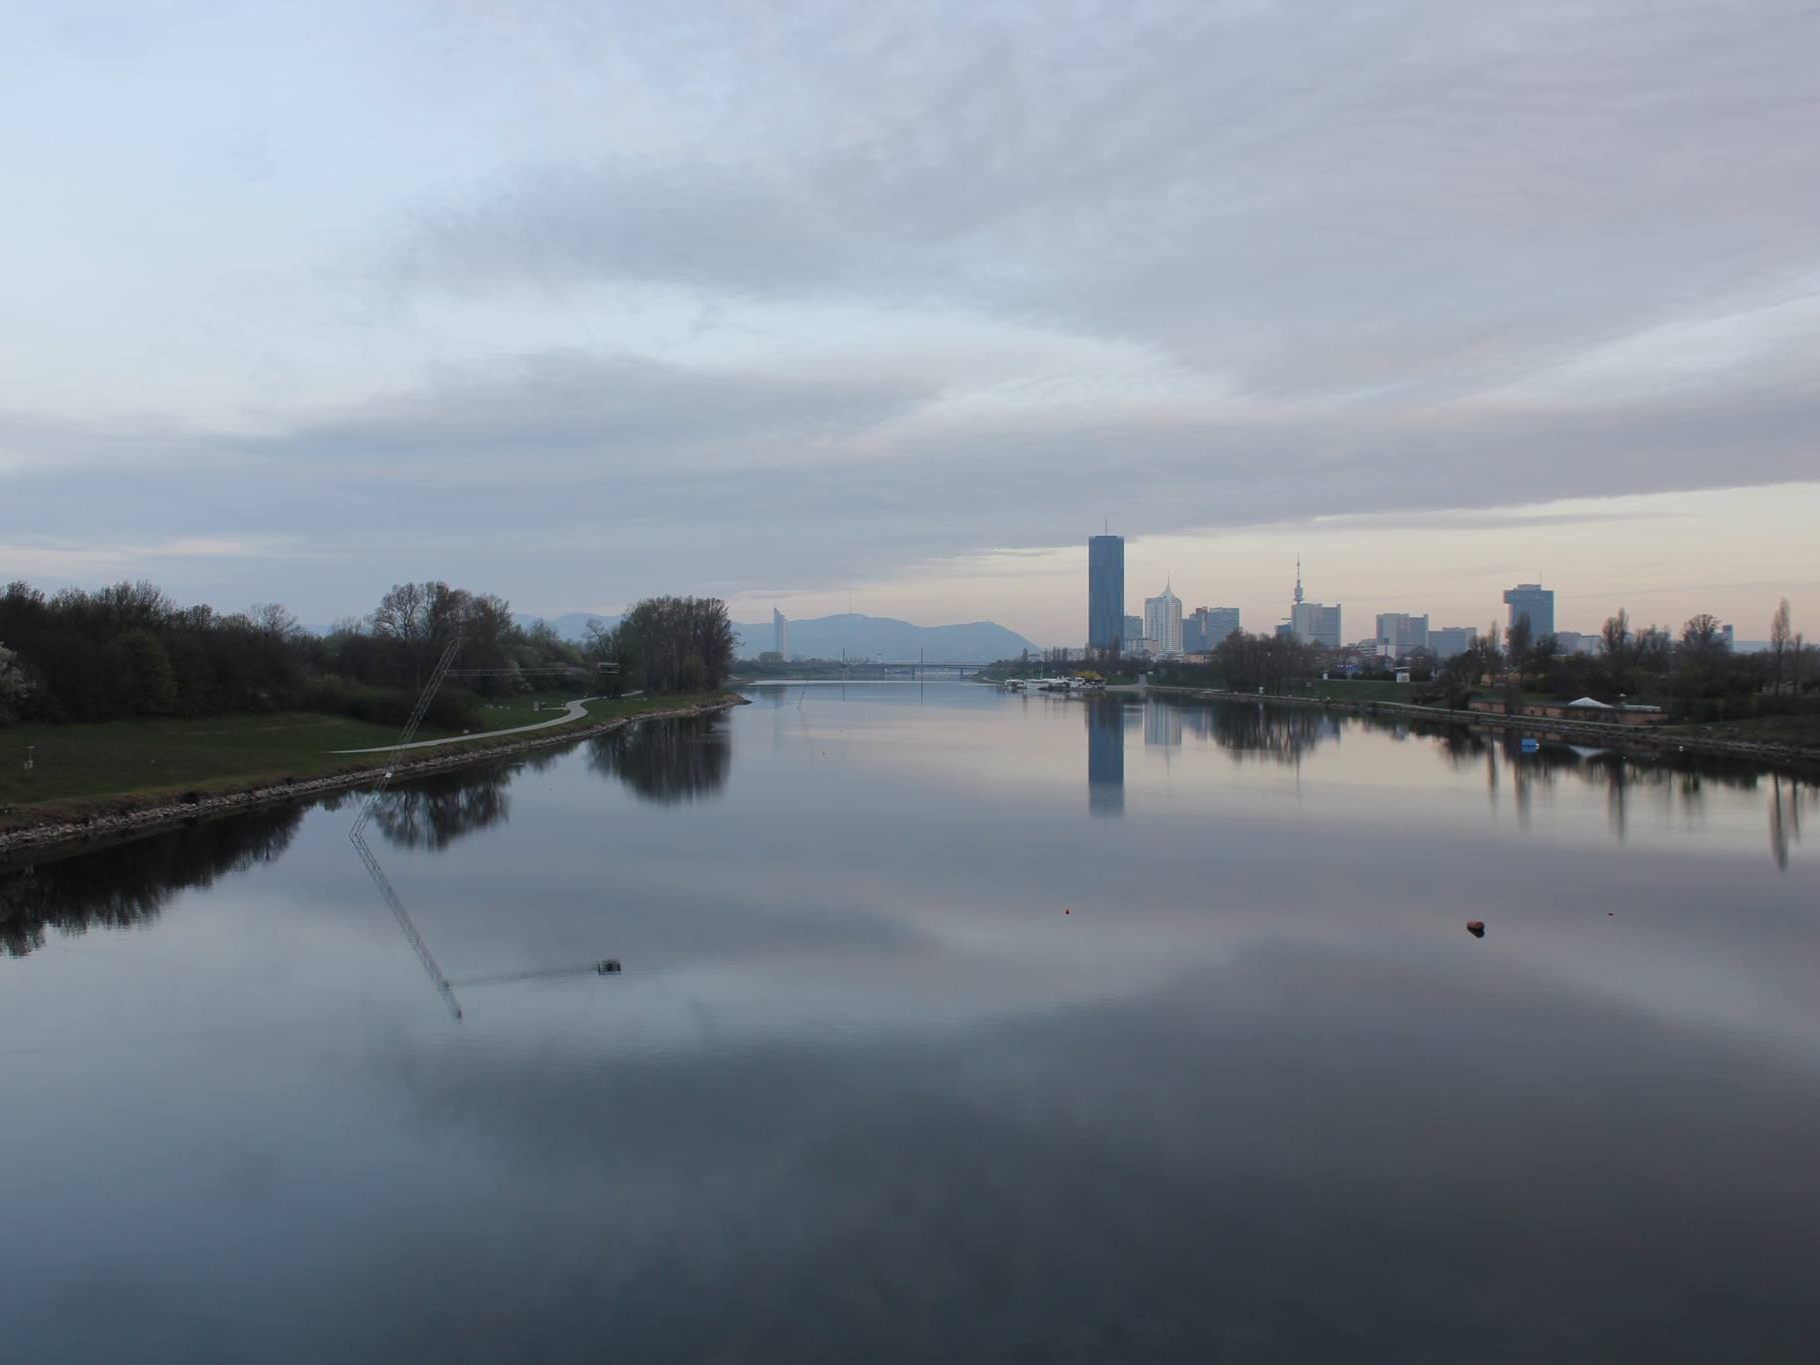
left=390, top=1, right=1820, bottom=396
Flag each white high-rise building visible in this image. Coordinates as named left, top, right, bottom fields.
left=1144, top=582, right=1183, bottom=656
left=772, top=608, right=791, bottom=660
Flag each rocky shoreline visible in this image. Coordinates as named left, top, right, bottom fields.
left=0, top=696, right=747, bottom=861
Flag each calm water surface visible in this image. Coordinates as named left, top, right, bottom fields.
left=3, top=685, right=1818, bottom=1362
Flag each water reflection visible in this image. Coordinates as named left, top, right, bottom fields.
left=1771, top=775, right=1804, bottom=870
left=1085, top=700, right=1124, bottom=818
left=365, top=768, right=513, bottom=850
left=1143, top=700, right=1183, bottom=749
left=4, top=688, right=1820, bottom=1362
left=0, top=804, right=302, bottom=958
left=1389, top=718, right=1815, bottom=863
left=1077, top=698, right=1817, bottom=866
left=1200, top=700, right=1341, bottom=767
left=587, top=715, right=731, bottom=804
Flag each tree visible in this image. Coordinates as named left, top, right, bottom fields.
left=606, top=597, right=735, bottom=694
left=1680, top=613, right=1723, bottom=667
left=1599, top=608, right=1634, bottom=695
left=1770, top=598, right=1792, bottom=693
left=119, top=629, right=178, bottom=715
left=1505, top=614, right=1533, bottom=673
left=1600, top=608, right=1632, bottom=660
left=0, top=642, right=29, bottom=722
left=370, top=581, right=487, bottom=684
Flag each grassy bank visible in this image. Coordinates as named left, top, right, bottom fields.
left=0, top=693, right=723, bottom=823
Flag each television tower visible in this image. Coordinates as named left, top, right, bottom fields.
left=1294, top=556, right=1305, bottom=607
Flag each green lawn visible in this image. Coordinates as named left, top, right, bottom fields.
left=0, top=693, right=725, bottom=819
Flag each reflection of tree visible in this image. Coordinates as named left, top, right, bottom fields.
left=0, top=804, right=303, bottom=958
left=588, top=717, right=731, bottom=805
left=1373, top=713, right=1818, bottom=863
left=1770, top=776, right=1803, bottom=872
left=1203, top=703, right=1340, bottom=767
left=365, top=767, right=513, bottom=851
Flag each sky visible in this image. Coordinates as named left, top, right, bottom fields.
left=2, top=0, right=1817, bottom=644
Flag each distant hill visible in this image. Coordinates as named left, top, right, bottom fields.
left=732, top=613, right=1037, bottom=663
left=515, top=611, right=619, bottom=640
left=515, top=611, right=1038, bottom=662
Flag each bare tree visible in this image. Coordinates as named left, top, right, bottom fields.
left=1770, top=598, right=1792, bottom=693
left=250, top=602, right=301, bottom=641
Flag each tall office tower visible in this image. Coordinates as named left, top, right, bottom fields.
left=1144, top=582, right=1184, bottom=655
left=772, top=608, right=791, bottom=659
left=1088, top=535, right=1125, bottom=650
left=1123, top=614, right=1144, bottom=644
left=1502, top=583, right=1555, bottom=639
left=1375, top=612, right=1430, bottom=655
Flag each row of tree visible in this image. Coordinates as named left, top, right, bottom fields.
left=0, top=579, right=734, bottom=727
left=1418, top=602, right=1810, bottom=720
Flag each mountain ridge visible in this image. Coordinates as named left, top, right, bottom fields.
left=515, top=611, right=1040, bottom=662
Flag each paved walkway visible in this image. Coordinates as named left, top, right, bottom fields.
left=331, top=698, right=607, bottom=754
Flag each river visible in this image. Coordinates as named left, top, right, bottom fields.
left=2, top=684, right=1817, bottom=1362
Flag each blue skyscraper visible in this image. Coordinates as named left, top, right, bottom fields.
left=1088, top=534, right=1125, bottom=650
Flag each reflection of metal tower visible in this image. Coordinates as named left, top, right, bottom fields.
left=344, top=633, right=621, bottom=1019
left=351, top=827, right=463, bottom=1020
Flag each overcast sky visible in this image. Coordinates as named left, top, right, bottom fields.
left=3, top=0, right=1816, bottom=642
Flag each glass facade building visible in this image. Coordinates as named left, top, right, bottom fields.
left=1088, top=535, right=1125, bottom=649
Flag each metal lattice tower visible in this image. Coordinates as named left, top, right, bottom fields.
left=350, top=635, right=463, bottom=837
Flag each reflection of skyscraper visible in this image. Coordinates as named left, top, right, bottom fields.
left=773, top=608, right=791, bottom=659
left=1086, top=700, right=1125, bottom=817
left=1143, top=699, right=1182, bottom=748
left=1088, top=535, right=1125, bottom=650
